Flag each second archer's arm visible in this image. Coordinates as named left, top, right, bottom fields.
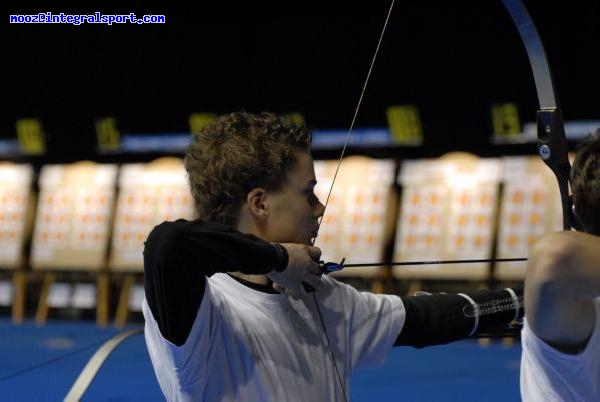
left=524, top=231, right=600, bottom=352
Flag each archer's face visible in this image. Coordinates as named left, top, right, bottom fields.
left=263, top=151, right=325, bottom=245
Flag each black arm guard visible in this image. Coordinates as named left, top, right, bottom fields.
left=395, top=287, right=523, bottom=348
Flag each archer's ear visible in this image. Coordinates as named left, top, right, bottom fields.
left=246, top=188, right=269, bottom=218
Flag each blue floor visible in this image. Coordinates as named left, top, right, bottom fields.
left=0, top=319, right=522, bottom=401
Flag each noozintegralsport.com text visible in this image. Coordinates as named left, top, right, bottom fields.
left=9, top=12, right=165, bottom=25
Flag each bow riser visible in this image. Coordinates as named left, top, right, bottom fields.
left=536, top=109, right=572, bottom=230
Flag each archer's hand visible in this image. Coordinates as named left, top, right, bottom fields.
left=268, top=243, right=323, bottom=296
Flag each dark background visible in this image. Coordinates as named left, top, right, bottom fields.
left=6, top=0, right=599, bottom=158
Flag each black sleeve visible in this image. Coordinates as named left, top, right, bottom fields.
left=394, top=288, right=523, bottom=348
left=143, top=219, right=288, bottom=346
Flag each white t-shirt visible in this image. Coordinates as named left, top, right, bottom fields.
left=520, top=297, right=600, bottom=402
left=143, top=273, right=405, bottom=402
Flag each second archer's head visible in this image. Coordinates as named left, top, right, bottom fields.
left=570, top=131, right=600, bottom=235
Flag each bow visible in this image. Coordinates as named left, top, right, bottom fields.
left=316, top=0, right=576, bottom=275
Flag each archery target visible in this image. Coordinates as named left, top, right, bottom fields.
left=30, top=162, right=117, bottom=270
left=313, top=157, right=396, bottom=278
left=494, top=156, right=567, bottom=280
left=393, top=155, right=501, bottom=280
left=0, top=163, right=33, bottom=268
left=109, top=158, right=196, bottom=272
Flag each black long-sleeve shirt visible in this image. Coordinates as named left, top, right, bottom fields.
left=144, top=219, right=523, bottom=347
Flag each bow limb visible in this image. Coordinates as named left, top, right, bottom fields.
left=502, top=0, right=573, bottom=230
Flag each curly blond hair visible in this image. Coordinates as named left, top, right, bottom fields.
left=184, top=112, right=312, bottom=226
